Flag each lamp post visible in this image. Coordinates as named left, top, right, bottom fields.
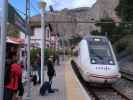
left=0, top=0, right=8, bottom=99
left=39, top=1, right=46, bottom=86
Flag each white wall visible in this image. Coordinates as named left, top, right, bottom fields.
left=20, top=27, right=60, bottom=49
left=31, top=28, right=41, bottom=40
left=31, top=27, right=41, bottom=47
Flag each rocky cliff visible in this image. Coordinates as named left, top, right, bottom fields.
left=30, top=0, right=119, bottom=37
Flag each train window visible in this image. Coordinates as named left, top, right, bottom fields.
left=88, top=38, right=115, bottom=65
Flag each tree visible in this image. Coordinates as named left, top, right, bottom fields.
left=95, top=18, right=116, bottom=35
left=30, top=48, right=55, bottom=66
left=30, top=48, right=39, bottom=65
left=116, top=0, right=133, bottom=33
left=91, top=0, right=133, bottom=56
left=90, top=30, right=100, bottom=36
left=115, top=0, right=133, bottom=55
left=68, top=35, right=82, bottom=46
left=116, top=0, right=133, bottom=22
left=94, top=17, right=122, bottom=43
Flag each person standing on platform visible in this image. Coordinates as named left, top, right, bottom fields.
left=4, top=55, right=22, bottom=100
left=46, top=56, right=56, bottom=93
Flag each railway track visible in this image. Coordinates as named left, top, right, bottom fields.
left=120, top=70, right=133, bottom=81
left=87, top=86, right=131, bottom=100
left=71, top=60, right=132, bottom=100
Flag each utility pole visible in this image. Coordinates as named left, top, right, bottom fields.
left=25, top=0, right=31, bottom=99
left=39, top=1, right=46, bottom=86
left=63, top=34, right=65, bottom=61
left=0, top=0, right=8, bottom=99
left=60, top=33, right=65, bottom=61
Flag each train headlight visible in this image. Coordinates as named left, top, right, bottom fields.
left=91, top=59, right=96, bottom=64
left=109, top=60, right=114, bottom=65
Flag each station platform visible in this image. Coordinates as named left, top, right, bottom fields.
left=24, top=60, right=91, bottom=100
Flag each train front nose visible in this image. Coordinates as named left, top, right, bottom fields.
left=85, top=71, right=121, bottom=83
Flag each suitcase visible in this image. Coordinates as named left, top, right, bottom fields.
left=39, top=81, right=50, bottom=96
left=32, top=75, right=37, bottom=85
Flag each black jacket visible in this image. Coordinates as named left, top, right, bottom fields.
left=46, top=60, right=55, bottom=76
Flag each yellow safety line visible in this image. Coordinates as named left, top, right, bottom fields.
left=65, top=62, right=86, bottom=100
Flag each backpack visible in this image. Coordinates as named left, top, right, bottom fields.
left=39, top=81, right=50, bottom=96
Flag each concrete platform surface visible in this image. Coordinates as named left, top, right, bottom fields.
left=23, top=60, right=91, bottom=100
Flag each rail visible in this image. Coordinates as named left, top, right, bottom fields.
left=110, top=86, right=131, bottom=100
left=120, top=70, right=133, bottom=81
left=71, top=60, right=132, bottom=100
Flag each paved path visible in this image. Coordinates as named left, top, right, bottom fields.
left=24, top=59, right=91, bottom=100
left=30, top=63, right=67, bottom=100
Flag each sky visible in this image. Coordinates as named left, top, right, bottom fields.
left=0, top=0, right=2, bottom=13
left=45, top=0, right=96, bottom=10
left=8, top=0, right=96, bottom=17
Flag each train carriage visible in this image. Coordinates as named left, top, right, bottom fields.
left=73, top=35, right=121, bottom=84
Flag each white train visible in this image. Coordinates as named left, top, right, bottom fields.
left=73, top=36, right=121, bottom=84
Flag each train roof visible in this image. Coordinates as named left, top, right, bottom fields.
left=84, top=35, right=107, bottom=39
left=83, top=35, right=109, bottom=42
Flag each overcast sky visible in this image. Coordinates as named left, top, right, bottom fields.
left=44, top=0, right=97, bottom=10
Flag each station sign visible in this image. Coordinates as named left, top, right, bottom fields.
left=8, top=3, right=31, bottom=35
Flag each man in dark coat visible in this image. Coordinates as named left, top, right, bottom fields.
left=46, top=56, right=56, bottom=93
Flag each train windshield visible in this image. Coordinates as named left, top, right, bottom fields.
left=88, top=38, right=115, bottom=65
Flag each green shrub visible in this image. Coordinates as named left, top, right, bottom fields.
left=30, top=48, right=39, bottom=65
left=30, top=48, right=58, bottom=65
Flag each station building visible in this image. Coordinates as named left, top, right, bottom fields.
left=20, top=15, right=60, bottom=50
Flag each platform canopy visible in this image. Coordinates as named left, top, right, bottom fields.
left=6, top=36, right=25, bottom=44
